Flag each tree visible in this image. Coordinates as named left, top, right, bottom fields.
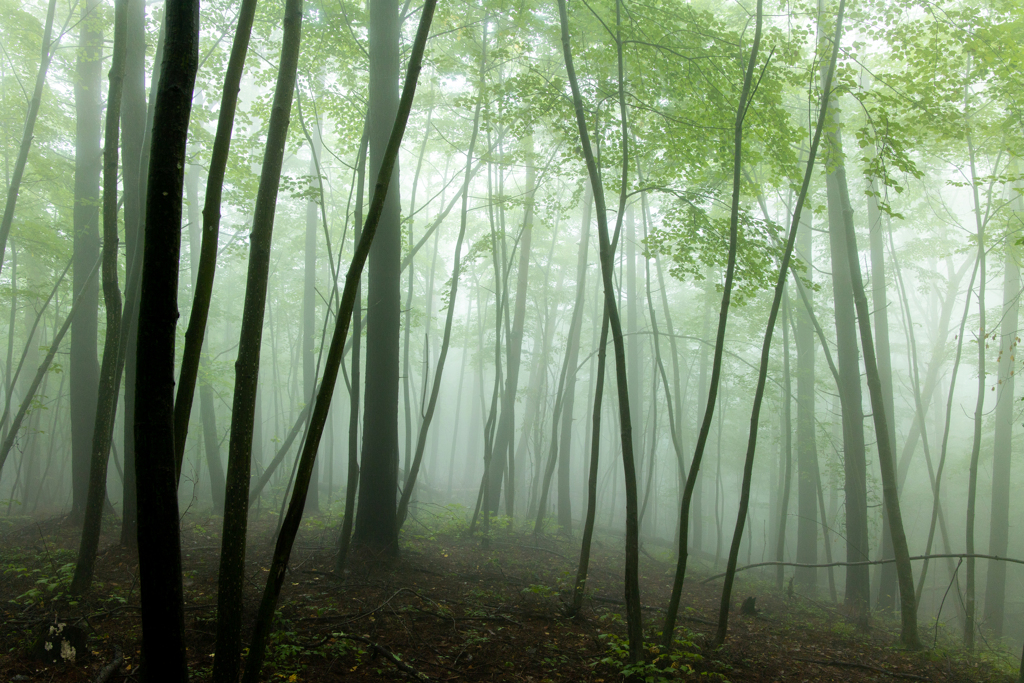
left=985, top=164, right=1021, bottom=639
left=131, top=0, right=198, bottom=677
left=353, top=0, right=402, bottom=556
left=818, top=21, right=870, bottom=621
left=70, top=0, right=127, bottom=595
left=557, top=0, right=643, bottom=661
left=70, top=0, right=102, bottom=521
left=0, top=0, right=59, bottom=274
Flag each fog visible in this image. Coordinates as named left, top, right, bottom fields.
left=0, top=0, right=1021, bottom=676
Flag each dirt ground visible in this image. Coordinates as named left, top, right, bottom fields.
left=1, top=506, right=1018, bottom=682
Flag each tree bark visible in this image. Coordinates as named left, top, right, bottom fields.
left=353, top=0, right=402, bottom=556
left=131, top=0, right=198, bottom=677
left=70, top=0, right=102, bottom=521
left=118, top=0, right=153, bottom=549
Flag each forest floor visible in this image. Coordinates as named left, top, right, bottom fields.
left=1, top=504, right=1019, bottom=682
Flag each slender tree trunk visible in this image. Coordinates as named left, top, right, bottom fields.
left=303, top=115, right=321, bottom=514
left=118, top=0, right=151, bottom=549
left=839, top=153, right=921, bottom=648
left=793, top=207, right=818, bottom=593
left=557, top=0, right=643, bottom=660
left=963, top=134, right=986, bottom=654
left=821, top=83, right=870, bottom=624
left=0, top=0, right=59, bottom=273
left=131, top=0, right=198, bottom=677
left=212, top=0, right=302, bottom=678
left=70, top=0, right=102, bottom=521
left=866, top=157, right=899, bottom=613
left=984, top=165, right=1020, bottom=639
left=403, top=105, right=431, bottom=484
left=774, top=296, right=793, bottom=591
left=571, top=311, right=608, bottom=614
left=70, top=0, right=127, bottom=595
left=495, top=130, right=534, bottom=522
left=663, top=2, right=770, bottom=648
left=335, top=117, right=369, bottom=571
left=353, top=0, right=402, bottom=556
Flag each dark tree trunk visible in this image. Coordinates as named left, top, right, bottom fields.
left=71, top=0, right=102, bottom=521
left=212, top=0, right=302, bottom=677
left=334, top=117, right=368, bottom=572
left=839, top=149, right=921, bottom=649
left=353, top=0, right=402, bottom=556
left=131, top=0, right=198, bottom=678
left=496, top=131, right=534, bottom=522
left=302, top=117, right=321, bottom=514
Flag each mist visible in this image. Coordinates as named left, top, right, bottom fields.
left=0, top=0, right=1022, bottom=679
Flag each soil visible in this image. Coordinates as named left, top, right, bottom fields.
left=0, top=508, right=1016, bottom=682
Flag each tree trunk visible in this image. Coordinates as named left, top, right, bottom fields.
left=302, top=114, right=321, bottom=514
left=334, top=117, right=368, bottom=572
left=963, top=134, right=986, bottom=654
left=496, top=130, right=534, bottom=522
left=984, top=165, right=1020, bottom=639
left=212, top=0, right=302, bottom=678
left=70, top=0, right=127, bottom=595
left=131, top=0, right=198, bottom=677
left=774, top=296, right=793, bottom=591
left=70, top=0, right=102, bottom=521
left=866, top=157, right=899, bottom=613
left=557, top=0, right=642, bottom=660
left=353, top=0, right=402, bottom=556
left=839, top=154, right=921, bottom=648
left=821, top=102, right=870, bottom=624
left=793, top=207, right=818, bottom=593
left=118, top=0, right=152, bottom=549
left=0, top=0, right=59, bottom=273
